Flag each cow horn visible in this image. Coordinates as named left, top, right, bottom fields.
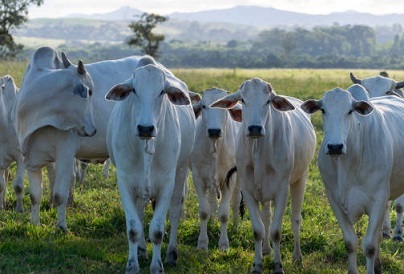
left=350, top=72, right=361, bottom=84
left=77, top=60, right=86, bottom=75
left=396, top=81, right=404, bottom=89
left=61, top=52, right=73, bottom=68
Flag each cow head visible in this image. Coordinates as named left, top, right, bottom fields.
left=301, top=88, right=373, bottom=156
left=55, top=55, right=96, bottom=137
left=105, top=64, right=190, bottom=139
left=211, top=78, right=293, bottom=138
left=193, top=88, right=241, bottom=139
left=350, top=72, right=404, bottom=98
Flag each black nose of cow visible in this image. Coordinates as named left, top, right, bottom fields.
left=247, top=125, right=263, bottom=138
left=208, top=128, right=222, bottom=139
left=327, top=144, right=344, bottom=155
left=138, top=125, right=155, bottom=139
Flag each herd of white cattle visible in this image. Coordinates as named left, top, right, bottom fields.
left=1, top=46, right=404, bottom=274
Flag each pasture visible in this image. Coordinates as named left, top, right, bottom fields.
left=1, top=63, right=404, bottom=273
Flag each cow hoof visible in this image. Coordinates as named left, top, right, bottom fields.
left=165, top=247, right=178, bottom=266
left=392, top=236, right=403, bottom=242
left=197, top=239, right=208, bottom=250
left=56, top=224, right=68, bottom=234
left=273, top=262, right=284, bottom=274
left=251, top=262, right=263, bottom=273
left=150, top=259, right=164, bottom=274
left=126, top=258, right=140, bottom=274
left=382, top=232, right=391, bottom=239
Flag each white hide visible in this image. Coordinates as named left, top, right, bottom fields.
left=211, top=78, right=316, bottom=274
left=301, top=88, right=404, bottom=274
left=0, top=75, right=25, bottom=212
left=106, top=57, right=195, bottom=274
left=190, top=88, right=242, bottom=251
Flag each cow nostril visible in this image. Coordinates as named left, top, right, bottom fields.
left=327, top=144, right=344, bottom=155
left=208, top=128, right=222, bottom=138
left=248, top=125, right=263, bottom=137
left=138, top=125, right=155, bottom=138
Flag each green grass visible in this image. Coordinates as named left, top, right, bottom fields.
left=1, top=65, right=404, bottom=273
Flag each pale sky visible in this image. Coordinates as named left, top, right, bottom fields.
left=28, top=0, right=404, bottom=18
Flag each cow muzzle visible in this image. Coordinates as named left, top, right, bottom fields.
left=327, top=143, right=345, bottom=156
left=247, top=125, right=264, bottom=138
left=137, top=125, right=155, bottom=139
left=208, top=128, right=222, bottom=139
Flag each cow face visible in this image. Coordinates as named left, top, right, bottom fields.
left=301, top=88, right=373, bottom=156
left=350, top=73, right=404, bottom=98
left=211, top=78, right=293, bottom=138
left=193, top=88, right=241, bottom=139
left=63, top=60, right=96, bottom=137
left=105, top=64, right=190, bottom=139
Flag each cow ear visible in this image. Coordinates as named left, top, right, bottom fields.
left=352, top=100, right=374, bottom=115
left=165, top=86, right=191, bottom=105
left=301, top=99, right=321, bottom=114
left=192, top=101, right=203, bottom=119
left=189, top=91, right=201, bottom=103
left=210, top=92, right=241, bottom=109
left=228, top=103, right=242, bottom=122
left=271, top=95, right=295, bottom=111
left=105, top=82, right=133, bottom=101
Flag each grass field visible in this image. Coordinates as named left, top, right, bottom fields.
left=0, top=64, right=404, bottom=273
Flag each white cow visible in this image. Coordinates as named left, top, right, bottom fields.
left=14, top=47, right=96, bottom=232
left=351, top=72, right=404, bottom=242
left=301, top=87, right=404, bottom=274
left=191, top=87, right=242, bottom=251
left=106, top=56, right=196, bottom=274
left=0, top=75, right=25, bottom=212
left=211, top=78, right=316, bottom=274
left=13, top=46, right=143, bottom=232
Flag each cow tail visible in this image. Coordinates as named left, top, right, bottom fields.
left=239, top=191, right=245, bottom=219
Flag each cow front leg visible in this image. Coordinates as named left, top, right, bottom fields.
left=289, top=177, right=306, bottom=265
left=28, top=169, right=43, bottom=226
left=271, top=188, right=288, bottom=274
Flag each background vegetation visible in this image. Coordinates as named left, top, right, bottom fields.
left=0, top=64, right=403, bottom=273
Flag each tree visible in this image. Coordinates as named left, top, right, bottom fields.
left=0, top=0, right=43, bottom=59
left=127, top=12, right=167, bottom=58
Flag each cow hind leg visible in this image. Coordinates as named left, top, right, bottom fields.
left=393, top=198, right=404, bottom=242
left=0, top=169, right=7, bottom=210
left=13, top=160, right=25, bottom=213
left=217, top=182, right=234, bottom=251
left=289, top=177, right=307, bottom=265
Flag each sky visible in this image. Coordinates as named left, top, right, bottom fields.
left=28, top=0, right=404, bottom=18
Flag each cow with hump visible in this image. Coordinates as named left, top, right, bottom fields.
left=191, top=87, right=242, bottom=251
left=105, top=55, right=196, bottom=274
left=13, top=46, right=143, bottom=232
left=211, top=78, right=316, bottom=274
left=301, top=86, right=404, bottom=274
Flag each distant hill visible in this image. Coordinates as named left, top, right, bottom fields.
left=68, top=6, right=142, bottom=21
left=168, top=5, right=404, bottom=27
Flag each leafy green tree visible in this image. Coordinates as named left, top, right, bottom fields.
left=127, top=12, right=167, bottom=58
left=0, top=0, right=43, bottom=59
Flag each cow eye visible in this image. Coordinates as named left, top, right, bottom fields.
left=320, top=108, right=325, bottom=114
left=241, top=99, right=245, bottom=104
left=348, top=109, right=354, bottom=115
left=202, top=105, right=206, bottom=109
left=88, top=89, right=93, bottom=96
left=132, top=88, right=136, bottom=94
left=266, top=99, right=271, bottom=105
left=160, top=90, right=165, bottom=96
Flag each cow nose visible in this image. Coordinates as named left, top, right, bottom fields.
left=247, top=125, right=263, bottom=138
left=138, top=125, right=155, bottom=138
left=208, top=128, right=222, bottom=139
left=327, top=144, right=344, bottom=155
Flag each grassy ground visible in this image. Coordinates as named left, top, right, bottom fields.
left=0, top=65, right=403, bottom=273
